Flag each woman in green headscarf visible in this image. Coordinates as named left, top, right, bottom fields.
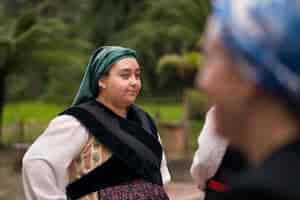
left=22, top=46, right=171, bottom=200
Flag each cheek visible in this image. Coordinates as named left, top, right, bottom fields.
left=200, top=60, right=231, bottom=102
left=105, top=79, right=126, bottom=96
left=112, top=79, right=127, bottom=90
left=201, top=61, right=248, bottom=139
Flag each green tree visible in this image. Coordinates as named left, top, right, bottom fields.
left=113, top=0, right=210, bottom=94
left=85, top=0, right=146, bottom=46
left=157, top=52, right=203, bottom=90
left=0, top=2, right=90, bottom=145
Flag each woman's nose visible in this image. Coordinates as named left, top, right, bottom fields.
left=129, top=76, right=137, bottom=85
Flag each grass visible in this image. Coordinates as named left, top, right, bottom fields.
left=2, top=101, right=202, bottom=150
left=3, top=101, right=202, bottom=150
left=2, top=101, right=185, bottom=145
left=138, top=102, right=183, bottom=123
left=3, top=102, right=66, bottom=145
left=3, top=101, right=184, bottom=124
left=3, top=102, right=65, bottom=124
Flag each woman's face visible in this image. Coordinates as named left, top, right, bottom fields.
left=198, top=22, right=255, bottom=149
left=99, top=57, right=142, bottom=107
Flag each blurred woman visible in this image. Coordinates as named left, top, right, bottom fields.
left=22, top=46, right=171, bottom=200
left=199, top=0, right=300, bottom=199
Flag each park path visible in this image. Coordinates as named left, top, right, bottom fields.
left=165, top=182, right=204, bottom=200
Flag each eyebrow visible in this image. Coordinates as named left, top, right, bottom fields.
left=119, top=68, right=140, bottom=73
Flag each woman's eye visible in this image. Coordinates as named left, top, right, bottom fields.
left=120, top=74, right=130, bottom=79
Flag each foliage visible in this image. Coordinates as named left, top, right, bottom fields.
left=111, top=0, right=211, bottom=93
left=2, top=2, right=91, bottom=103
left=184, top=88, right=209, bottom=120
left=0, top=1, right=91, bottom=144
left=0, top=0, right=211, bottom=146
left=86, top=0, right=146, bottom=46
left=157, top=52, right=203, bottom=89
left=2, top=0, right=211, bottom=101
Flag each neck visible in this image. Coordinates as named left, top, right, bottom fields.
left=244, top=100, right=299, bottom=166
left=96, top=95, right=128, bottom=118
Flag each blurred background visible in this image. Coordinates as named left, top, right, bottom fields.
left=0, top=0, right=211, bottom=199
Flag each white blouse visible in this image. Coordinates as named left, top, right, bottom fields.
left=190, top=107, right=228, bottom=190
left=22, top=115, right=171, bottom=200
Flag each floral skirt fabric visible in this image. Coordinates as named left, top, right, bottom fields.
left=97, top=179, right=169, bottom=200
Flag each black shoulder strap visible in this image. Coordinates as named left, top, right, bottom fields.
left=66, top=155, right=139, bottom=200
left=77, top=102, right=161, bottom=170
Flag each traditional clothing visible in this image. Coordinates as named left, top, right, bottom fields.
left=223, top=139, right=300, bottom=200
left=209, top=0, right=300, bottom=199
left=63, top=100, right=169, bottom=199
left=204, top=147, right=247, bottom=199
left=191, top=108, right=247, bottom=200
left=22, top=101, right=171, bottom=200
left=22, top=46, right=171, bottom=200
left=190, top=108, right=228, bottom=190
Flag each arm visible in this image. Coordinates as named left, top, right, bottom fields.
left=22, top=115, right=88, bottom=200
left=157, top=134, right=171, bottom=185
left=161, top=150, right=171, bottom=185
left=190, top=107, right=228, bottom=189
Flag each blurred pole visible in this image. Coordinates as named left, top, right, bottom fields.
left=183, top=90, right=190, bottom=157
left=0, top=72, right=5, bottom=146
left=18, top=119, right=25, bottom=143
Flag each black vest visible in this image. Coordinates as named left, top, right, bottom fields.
left=61, top=100, right=163, bottom=199
left=205, top=146, right=248, bottom=200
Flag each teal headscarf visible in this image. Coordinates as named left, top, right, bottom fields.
left=72, top=46, right=137, bottom=106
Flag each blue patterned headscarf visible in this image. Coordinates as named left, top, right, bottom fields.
left=72, top=46, right=137, bottom=106
left=211, top=0, right=300, bottom=108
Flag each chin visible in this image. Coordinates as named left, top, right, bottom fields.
left=123, top=97, right=136, bottom=106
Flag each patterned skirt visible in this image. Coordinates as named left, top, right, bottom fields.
left=97, top=179, right=169, bottom=200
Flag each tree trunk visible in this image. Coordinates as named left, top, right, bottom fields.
left=0, top=72, right=5, bottom=146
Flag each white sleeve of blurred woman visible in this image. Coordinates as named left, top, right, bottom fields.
left=190, top=107, right=228, bottom=190
left=22, top=115, right=88, bottom=200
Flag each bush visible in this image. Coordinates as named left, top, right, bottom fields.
left=156, top=52, right=203, bottom=90
left=184, top=88, right=209, bottom=120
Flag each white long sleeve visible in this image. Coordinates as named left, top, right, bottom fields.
left=190, top=107, right=228, bottom=190
left=22, top=115, right=89, bottom=200
left=160, top=139, right=171, bottom=185
left=22, top=115, right=171, bottom=200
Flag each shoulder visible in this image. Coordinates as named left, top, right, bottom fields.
left=49, top=114, right=83, bottom=128
left=130, top=104, right=155, bottom=122
left=44, top=114, right=89, bottom=137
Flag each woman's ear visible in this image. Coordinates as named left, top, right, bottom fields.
left=98, top=79, right=107, bottom=89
